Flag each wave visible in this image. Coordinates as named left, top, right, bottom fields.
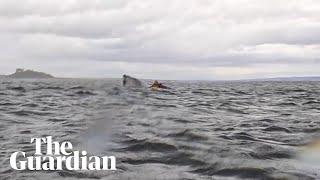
left=249, top=145, right=294, bottom=159
left=32, top=86, right=64, bottom=91
left=167, top=129, right=208, bottom=141
left=58, top=170, right=101, bottom=179
left=121, top=140, right=177, bottom=152
left=192, top=165, right=273, bottom=179
left=303, top=100, right=320, bottom=105
left=8, top=86, right=26, bottom=92
left=75, top=90, right=96, bottom=95
left=69, top=86, right=85, bottom=90
left=275, top=102, right=298, bottom=106
left=263, top=126, right=292, bottom=133
left=123, top=151, right=206, bottom=167
left=10, top=110, right=53, bottom=116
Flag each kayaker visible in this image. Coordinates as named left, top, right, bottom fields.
left=150, top=80, right=169, bottom=89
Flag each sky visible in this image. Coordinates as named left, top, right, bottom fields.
left=0, top=0, right=320, bottom=80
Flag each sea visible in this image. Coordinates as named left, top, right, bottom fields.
left=0, top=78, right=319, bottom=180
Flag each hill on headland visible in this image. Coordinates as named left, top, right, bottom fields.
left=7, top=68, right=54, bottom=79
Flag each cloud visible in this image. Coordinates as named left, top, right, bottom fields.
left=0, top=0, right=319, bottom=79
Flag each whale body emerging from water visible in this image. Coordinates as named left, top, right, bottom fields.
left=122, top=74, right=143, bottom=88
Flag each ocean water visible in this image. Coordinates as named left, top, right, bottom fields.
left=0, top=79, right=320, bottom=180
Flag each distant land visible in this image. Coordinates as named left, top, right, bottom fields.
left=241, top=76, right=320, bottom=82
left=0, top=68, right=319, bottom=81
left=5, top=68, right=54, bottom=79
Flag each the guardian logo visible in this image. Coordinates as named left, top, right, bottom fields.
left=10, top=136, right=116, bottom=171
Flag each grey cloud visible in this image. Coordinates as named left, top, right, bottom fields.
left=0, top=0, right=320, bottom=79
left=0, top=0, right=129, bottom=17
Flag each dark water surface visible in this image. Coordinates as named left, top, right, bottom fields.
left=0, top=79, right=320, bottom=180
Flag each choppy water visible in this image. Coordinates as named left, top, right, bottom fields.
left=0, top=79, right=320, bottom=180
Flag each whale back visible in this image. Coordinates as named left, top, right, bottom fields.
left=122, top=75, right=143, bottom=88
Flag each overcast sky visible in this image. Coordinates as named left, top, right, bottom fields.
left=0, top=0, right=319, bottom=80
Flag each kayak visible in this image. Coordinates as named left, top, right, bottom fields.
left=151, top=87, right=161, bottom=91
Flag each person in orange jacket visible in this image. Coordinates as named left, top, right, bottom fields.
left=150, top=80, right=169, bottom=89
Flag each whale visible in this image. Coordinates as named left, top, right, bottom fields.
left=122, top=74, right=143, bottom=88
